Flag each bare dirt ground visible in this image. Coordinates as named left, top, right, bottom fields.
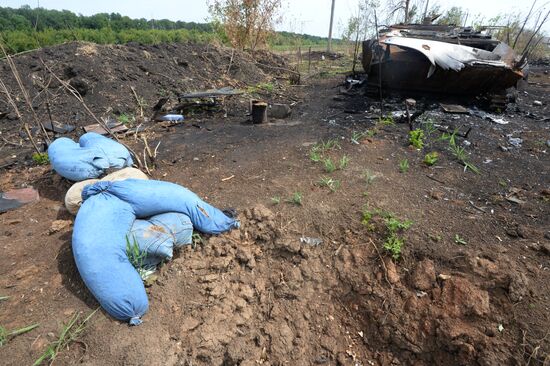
left=0, top=42, right=549, bottom=366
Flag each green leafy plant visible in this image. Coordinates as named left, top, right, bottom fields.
left=192, top=232, right=205, bottom=249
left=125, top=235, right=147, bottom=278
left=270, top=196, right=281, bottom=205
left=423, top=152, right=439, bottom=166
left=33, top=309, right=98, bottom=366
left=385, top=215, right=413, bottom=232
left=361, top=209, right=412, bottom=260
left=318, top=176, right=340, bottom=192
left=117, top=113, right=132, bottom=125
left=323, top=158, right=336, bottom=173
left=0, top=323, right=39, bottom=347
left=287, top=192, right=303, bottom=206
left=361, top=207, right=376, bottom=231
left=378, top=115, right=394, bottom=126
left=454, top=234, right=467, bottom=245
left=384, top=234, right=405, bottom=260
left=339, top=155, right=350, bottom=170
left=399, top=159, right=409, bottom=173
left=409, top=129, right=425, bottom=149
left=32, top=152, right=49, bottom=165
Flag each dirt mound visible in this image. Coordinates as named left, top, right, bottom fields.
left=0, top=41, right=289, bottom=139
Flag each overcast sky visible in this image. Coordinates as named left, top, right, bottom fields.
left=1, top=0, right=548, bottom=36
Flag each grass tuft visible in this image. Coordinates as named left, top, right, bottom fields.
left=33, top=309, right=98, bottom=366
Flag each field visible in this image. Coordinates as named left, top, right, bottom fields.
left=0, top=41, right=549, bottom=365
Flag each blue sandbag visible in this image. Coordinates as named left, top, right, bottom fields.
left=47, top=133, right=132, bottom=181
left=48, top=137, right=109, bottom=181
left=79, top=132, right=133, bottom=168
left=72, top=190, right=147, bottom=325
left=130, top=212, right=193, bottom=268
left=149, top=212, right=193, bottom=248
left=82, top=179, right=239, bottom=234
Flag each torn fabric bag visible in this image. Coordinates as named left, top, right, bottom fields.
left=73, top=190, right=148, bottom=325
left=48, top=132, right=132, bottom=181
left=130, top=212, right=193, bottom=267
left=82, top=179, right=240, bottom=234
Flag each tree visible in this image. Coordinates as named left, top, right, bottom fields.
left=437, top=7, right=467, bottom=26
left=208, top=0, right=282, bottom=50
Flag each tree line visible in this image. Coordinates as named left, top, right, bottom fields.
left=0, top=5, right=334, bottom=54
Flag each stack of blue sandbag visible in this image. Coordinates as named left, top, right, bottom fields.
left=48, top=132, right=133, bottom=181
left=48, top=134, right=239, bottom=325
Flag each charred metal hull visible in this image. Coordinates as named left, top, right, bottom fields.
left=362, top=25, right=525, bottom=96
left=364, top=45, right=523, bottom=95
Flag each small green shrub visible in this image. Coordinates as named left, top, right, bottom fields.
left=409, top=129, right=425, bottom=149
left=384, top=234, right=405, bottom=260
left=270, top=196, right=281, bottom=205
left=423, top=152, right=439, bottom=166
left=32, top=152, right=49, bottom=165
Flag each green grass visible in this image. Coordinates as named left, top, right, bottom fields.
left=309, top=139, right=340, bottom=163
left=323, top=158, right=337, bottom=173
left=125, top=235, right=147, bottom=278
left=351, top=131, right=368, bottom=144
left=338, top=155, right=350, bottom=170
left=363, top=169, right=377, bottom=186
left=409, top=129, right=425, bottom=149
left=399, top=159, right=409, bottom=173
left=318, top=176, right=340, bottom=192
left=454, top=234, right=467, bottom=245
left=378, top=115, right=395, bottom=126
left=270, top=196, right=281, bottom=205
left=448, top=140, right=479, bottom=174
left=32, top=152, right=49, bottom=165
left=117, top=113, right=132, bottom=125
left=0, top=323, right=39, bottom=347
left=248, top=82, right=275, bottom=94
left=423, top=152, right=439, bottom=166
left=33, top=309, right=98, bottom=366
left=287, top=192, right=303, bottom=206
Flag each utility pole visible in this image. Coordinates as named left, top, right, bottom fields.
left=422, top=0, right=429, bottom=23
left=328, top=0, right=336, bottom=52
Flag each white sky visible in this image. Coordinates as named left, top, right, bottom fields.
left=1, top=0, right=548, bottom=36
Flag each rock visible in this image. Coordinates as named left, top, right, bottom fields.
left=48, top=219, right=72, bottom=235
left=385, top=259, right=400, bottom=284
left=236, top=246, right=256, bottom=269
left=411, top=259, right=436, bottom=291
left=269, top=103, right=292, bottom=119
left=516, top=225, right=531, bottom=239
left=441, top=277, right=490, bottom=317
left=508, top=272, right=529, bottom=302
left=430, top=191, right=444, bottom=200
left=180, top=316, right=201, bottom=333
left=533, top=100, right=542, bottom=106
